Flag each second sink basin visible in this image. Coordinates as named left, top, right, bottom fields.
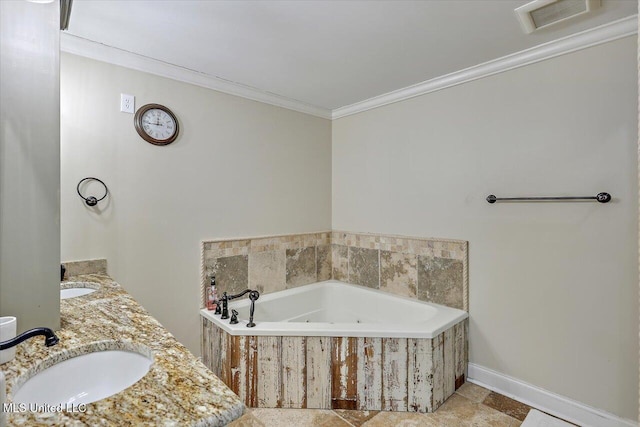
left=13, top=350, right=153, bottom=406
left=60, top=282, right=100, bottom=300
left=60, top=288, right=96, bottom=299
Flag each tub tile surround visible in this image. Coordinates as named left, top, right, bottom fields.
left=379, top=250, right=418, bottom=298
left=331, top=231, right=468, bottom=311
left=201, top=231, right=468, bottom=311
left=331, top=244, right=349, bottom=281
left=316, top=245, right=332, bottom=281
left=286, top=246, right=317, bottom=287
left=249, top=250, right=286, bottom=294
left=214, top=254, right=249, bottom=296
left=202, top=232, right=332, bottom=302
left=418, top=257, right=464, bottom=310
left=347, top=247, right=379, bottom=288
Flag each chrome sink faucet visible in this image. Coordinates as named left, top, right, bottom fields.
left=0, top=327, right=59, bottom=350
left=220, top=289, right=260, bottom=328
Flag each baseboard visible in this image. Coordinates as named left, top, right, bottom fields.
left=467, top=363, right=636, bottom=427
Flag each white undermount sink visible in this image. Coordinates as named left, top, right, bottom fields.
left=60, top=288, right=96, bottom=299
left=13, top=350, right=153, bottom=406
left=60, top=282, right=99, bottom=300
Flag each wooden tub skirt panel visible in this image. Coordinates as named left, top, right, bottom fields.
left=201, top=318, right=467, bottom=412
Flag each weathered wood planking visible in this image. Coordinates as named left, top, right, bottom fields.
left=306, top=337, right=331, bottom=409
left=464, top=319, right=469, bottom=379
left=431, top=332, right=445, bottom=409
left=381, top=338, right=408, bottom=411
left=232, top=336, right=246, bottom=402
left=200, top=318, right=209, bottom=369
left=331, top=336, right=358, bottom=409
left=453, top=321, right=466, bottom=389
left=408, top=338, right=433, bottom=412
left=257, top=336, right=283, bottom=407
left=208, top=322, right=222, bottom=377
left=245, top=335, right=259, bottom=407
left=357, top=337, right=382, bottom=410
left=201, top=317, right=467, bottom=413
left=443, top=328, right=455, bottom=398
left=219, top=330, right=230, bottom=385
left=282, top=336, right=307, bottom=408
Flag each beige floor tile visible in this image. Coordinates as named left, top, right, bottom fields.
left=228, top=412, right=266, bottom=427
left=361, top=411, right=440, bottom=427
left=250, top=408, right=352, bottom=427
left=483, top=392, right=531, bottom=421
left=333, top=409, right=380, bottom=426
left=455, top=382, right=492, bottom=403
left=431, top=394, right=521, bottom=427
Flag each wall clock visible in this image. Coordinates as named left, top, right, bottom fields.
left=134, top=103, right=179, bottom=146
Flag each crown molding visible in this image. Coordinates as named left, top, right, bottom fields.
left=60, top=33, right=332, bottom=120
left=332, top=15, right=638, bottom=119
left=62, top=16, right=637, bottom=122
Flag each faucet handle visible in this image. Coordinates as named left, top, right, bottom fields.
left=230, top=310, right=239, bottom=324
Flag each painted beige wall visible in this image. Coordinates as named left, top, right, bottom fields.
left=332, top=37, right=638, bottom=420
left=61, top=53, right=332, bottom=353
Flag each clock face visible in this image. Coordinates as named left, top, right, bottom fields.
left=134, top=104, right=179, bottom=145
left=141, top=109, right=176, bottom=141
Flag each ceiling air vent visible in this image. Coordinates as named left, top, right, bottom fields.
left=515, top=0, right=600, bottom=34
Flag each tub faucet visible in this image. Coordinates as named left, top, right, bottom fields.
left=220, top=289, right=260, bottom=328
left=0, top=327, right=59, bottom=350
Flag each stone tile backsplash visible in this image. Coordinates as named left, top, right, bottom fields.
left=331, top=244, right=348, bottom=281
left=347, top=247, right=379, bottom=288
left=380, top=250, right=418, bottom=298
left=211, top=254, right=248, bottom=296
left=316, top=245, right=332, bottom=282
left=248, top=250, right=285, bottom=294
left=285, top=246, right=316, bottom=287
left=417, top=256, right=464, bottom=309
left=331, top=231, right=468, bottom=310
left=202, top=232, right=331, bottom=304
left=202, top=231, right=468, bottom=311
left=62, top=258, right=107, bottom=279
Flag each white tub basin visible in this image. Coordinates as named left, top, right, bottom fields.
left=202, top=280, right=468, bottom=339
left=13, top=350, right=153, bottom=405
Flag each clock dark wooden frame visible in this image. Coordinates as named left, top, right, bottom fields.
left=134, top=103, right=179, bottom=146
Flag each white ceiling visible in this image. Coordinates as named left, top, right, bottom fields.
left=66, top=0, right=637, bottom=112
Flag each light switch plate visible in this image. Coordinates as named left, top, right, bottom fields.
left=120, top=94, right=135, bottom=114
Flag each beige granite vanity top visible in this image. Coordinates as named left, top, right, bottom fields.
left=2, top=274, right=244, bottom=426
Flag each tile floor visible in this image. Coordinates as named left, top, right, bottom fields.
left=228, top=382, right=544, bottom=426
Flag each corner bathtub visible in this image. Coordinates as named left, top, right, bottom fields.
left=200, top=280, right=468, bottom=413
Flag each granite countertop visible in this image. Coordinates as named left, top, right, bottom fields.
left=2, top=274, right=244, bottom=426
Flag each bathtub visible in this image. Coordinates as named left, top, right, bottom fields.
left=200, top=280, right=466, bottom=339
left=200, top=280, right=468, bottom=413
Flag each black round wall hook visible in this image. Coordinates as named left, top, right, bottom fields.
left=77, top=177, right=108, bottom=206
